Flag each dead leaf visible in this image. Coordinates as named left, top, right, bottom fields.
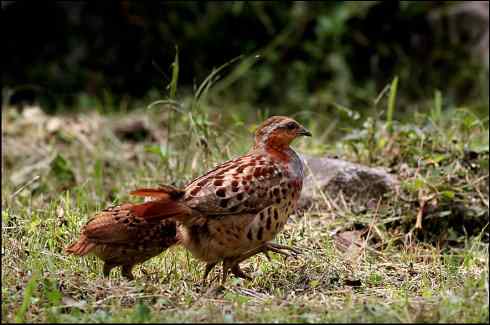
left=334, top=230, right=365, bottom=257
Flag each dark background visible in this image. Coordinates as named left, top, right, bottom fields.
left=2, top=1, right=489, bottom=113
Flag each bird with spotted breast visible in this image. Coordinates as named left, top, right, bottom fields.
left=65, top=116, right=311, bottom=284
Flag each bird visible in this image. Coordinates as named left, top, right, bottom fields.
left=65, top=116, right=311, bottom=284
left=64, top=197, right=181, bottom=280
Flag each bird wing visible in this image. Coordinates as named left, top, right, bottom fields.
left=80, top=203, right=180, bottom=244
left=182, top=153, right=298, bottom=215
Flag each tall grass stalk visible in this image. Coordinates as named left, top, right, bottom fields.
left=386, top=76, right=398, bottom=133
left=14, top=269, right=39, bottom=323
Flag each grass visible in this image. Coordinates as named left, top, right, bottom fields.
left=2, top=84, right=489, bottom=322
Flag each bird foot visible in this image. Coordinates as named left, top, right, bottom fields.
left=231, top=264, right=252, bottom=281
left=220, top=259, right=253, bottom=285
left=206, top=284, right=227, bottom=296
left=261, top=242, right=301, bottom=259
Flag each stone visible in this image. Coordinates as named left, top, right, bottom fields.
left=299, top=155, right=399, bottom=209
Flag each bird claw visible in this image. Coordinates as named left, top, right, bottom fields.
left=263, top=243, right=301, bottom=259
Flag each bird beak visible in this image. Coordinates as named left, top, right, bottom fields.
left=297, top=127, right=312, bottom=137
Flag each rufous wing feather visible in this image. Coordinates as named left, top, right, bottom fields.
left=130, top=184, right=185, bottom=200
left=65, top=234, right=96, bottom=256
left=69, top=197, right=190, bottom=247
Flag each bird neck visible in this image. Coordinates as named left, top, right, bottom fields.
left=252, top=141, right=292, bottom=163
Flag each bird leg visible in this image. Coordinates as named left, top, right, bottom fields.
left=231, top=264, right=252, bottom=281
left=103, top=262, right=115, bottom=278
left=121, top=265, right=135, bottom=281
left=220, top=259, right=253, bottom=284
left=219, top=242, right=300, bottom=284
left=231, top=242, right=301, bottom=267
left=221, top=259, right=232, bottom=285
left=201, top=262, right=218, bottom=286
left=263, top=242, right=301, bottom=258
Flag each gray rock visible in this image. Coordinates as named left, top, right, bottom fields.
left=299, top=155, right=399, bottom=209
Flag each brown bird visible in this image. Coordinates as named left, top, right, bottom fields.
left=66, top=116, right=311, bottom=283
left=64, top=197, right=181, bottom=280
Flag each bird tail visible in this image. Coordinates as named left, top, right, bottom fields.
left=129, top=185, right=191, bottom=222
left=65, top=235, right=96, bottom=256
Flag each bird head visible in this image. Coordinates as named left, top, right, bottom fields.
left=254, top=116, right=311, bottom=149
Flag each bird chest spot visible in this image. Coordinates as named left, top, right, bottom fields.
left=247, top=229, right=253, bottom=241
left=190, top=186, right=201, bottom=196
left=231, top=180, right=238, bottom=187
left=257, top=227, right=264, bottom=241
left=259, top=212, right=264, bottom=221
left=220, top=198, right=230, bottom=208
left=216, top=188, right=226, bottom=197
left=266, top=216, right=272, bottom=230
left=253, top=167, right=264, bottom=178
left=236, top=193, right=244, bottom=201
left=273, top=188, right=280, bottom=196
left=217, top=166, right=234, bottom=175
left=273, top=209, right=279, bottom=220
left=236, top=165, right=247, bottom=173
left=197, top=179, right=209, bottom=187
left=231, top=186, right=239, bottom=192
left=275, top=197, right=281, bottom=204
left=214, top=179, right=224, bottom=186
left=229, top=205, right=239, bottom=212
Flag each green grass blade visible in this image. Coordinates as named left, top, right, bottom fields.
left=386, top=76, right=398, bottom=133
left=432, top=89, right=442, bottom=124
left=169, top=46, right=179, bottom=99
left=193, top=55, right=243, bottom=105
left=14, top=270, right=39, bottom=323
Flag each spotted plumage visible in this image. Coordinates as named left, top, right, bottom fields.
left=65, top=201, right=183, bottom=280
left=66, top=116, right=310, bottom=283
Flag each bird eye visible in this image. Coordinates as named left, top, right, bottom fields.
left=286, top=122, right=297, bottom=130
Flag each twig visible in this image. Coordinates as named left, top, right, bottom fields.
left=10, top=175, right=40, bottom=200
left=360, top=198, right=382, bottom=262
